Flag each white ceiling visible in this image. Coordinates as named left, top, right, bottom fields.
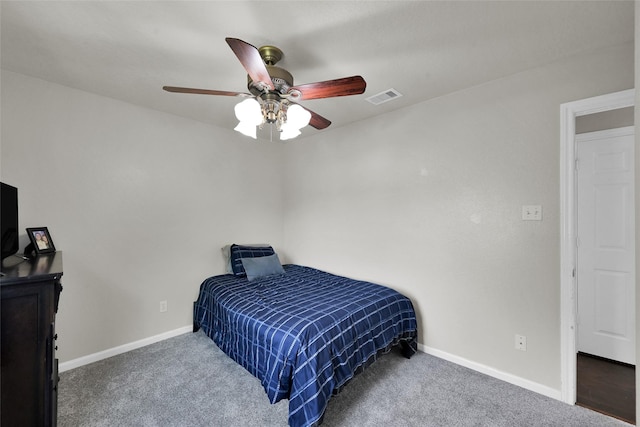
left=1, top=1, right=634, bottom=140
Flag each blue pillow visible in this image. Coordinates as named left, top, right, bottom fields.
left=241, top=254, right=285, bottom=282
left=230, top=244, right=275, bottom=276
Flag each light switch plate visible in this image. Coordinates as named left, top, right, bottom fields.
left=522, top=205, right=542, bottom=221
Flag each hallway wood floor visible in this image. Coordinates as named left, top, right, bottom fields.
left=576, top=352, right=635, bottom=425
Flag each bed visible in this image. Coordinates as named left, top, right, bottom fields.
left=193, top=245, right=418, bottom=427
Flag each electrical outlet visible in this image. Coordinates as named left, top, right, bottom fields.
left=515, top=334, right=527, bottom=351
left=159, top=300, right=168, bottom=313
left=522, top=205, right=542, bottom=221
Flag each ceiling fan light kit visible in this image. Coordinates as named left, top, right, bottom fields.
left=233, top=98, right=311, bottom=140
left=163, top=37, right=367, bottom=141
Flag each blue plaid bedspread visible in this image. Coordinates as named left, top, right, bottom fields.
left=193, top=264, right=418, bottom=427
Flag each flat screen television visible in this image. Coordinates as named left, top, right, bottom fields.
left=1, top=182, right=19, bottom=260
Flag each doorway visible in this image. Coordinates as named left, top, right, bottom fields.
left=576, top=126, right=635, bottom=364
left=560, top=89, right=635, bottom=408
left=573, top=124, right=635, bottom=424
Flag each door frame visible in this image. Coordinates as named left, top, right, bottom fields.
left=560, top=88, right=635, bottom=404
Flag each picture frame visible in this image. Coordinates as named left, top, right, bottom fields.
left=26, top=227, right=56, bottom=255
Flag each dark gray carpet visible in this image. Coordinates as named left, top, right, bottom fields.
left=58, top=331, right=630, bottom=426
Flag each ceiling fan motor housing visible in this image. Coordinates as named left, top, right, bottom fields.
left=247, top=65, right=293, bottom=96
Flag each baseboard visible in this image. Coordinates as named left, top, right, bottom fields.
left=418, top=343, right=562, bottom=401
left=59, top=329, right=562, bottom=402
left=59, top=325, right=192, bottom=372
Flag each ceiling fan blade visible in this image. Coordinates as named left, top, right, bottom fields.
left=163, top=86, right=251, bottom=97
left=289, top=76, right=366, bottom=101
left=294, top=104, right=331, bottom=130
left=225, top=37, right=275, bottom=91
left=309, top=112, right=331, bottom=130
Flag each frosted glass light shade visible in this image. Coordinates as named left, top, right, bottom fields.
left=279, top=125, right=301, bottom=140
left=234, top=98, right=262, bottom=139
left=286, top=104, right=311, bottom=129
left=234, top=121, right=257, bottom=139
left=234, top=98, right=262, bottom=123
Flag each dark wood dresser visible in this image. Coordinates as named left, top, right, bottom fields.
left=1, top=252, right=63, bottom=427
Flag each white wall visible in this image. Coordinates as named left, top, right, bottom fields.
left=283, top=42, right=634, bottom=393
left=0, top=71, right=285, bottom=362
left=575, top=106, right=634, bottom=133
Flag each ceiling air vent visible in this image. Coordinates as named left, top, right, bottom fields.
left=366, top=88, right=403, bottom=106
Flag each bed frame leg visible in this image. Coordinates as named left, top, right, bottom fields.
left=192, top=301, right=200, bottom=333
left=400, top=340, right=415, bottom=359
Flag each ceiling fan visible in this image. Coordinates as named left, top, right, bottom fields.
left=163, top=37, right=366, bottom=140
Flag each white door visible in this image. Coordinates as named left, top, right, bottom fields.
left=576, top=126, right=635, bottom=365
